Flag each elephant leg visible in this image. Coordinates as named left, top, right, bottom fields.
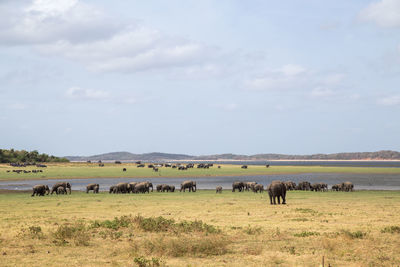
left=277, top=196, right=281, bottom=204
left=269, top=195, right=273, bottom=205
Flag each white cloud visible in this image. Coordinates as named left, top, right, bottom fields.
left=0, top=0, right=219, bottom=73
left=66, top=87, right=109, bottom=100
left=310, top=87, right=335, bottom=98
left=279, top=64, right=307, bottom=76
left=359, top=0, right=400, bottom=28
left=378, top=95, right=400, bottom=106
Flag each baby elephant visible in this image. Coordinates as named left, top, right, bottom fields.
left=31, top=185, right=50, bottom=196
left=57, top=187, right=66, bottom=195
left=86, top=183, right=99, bottom=193
left=216, top=186, right=222, bottom=193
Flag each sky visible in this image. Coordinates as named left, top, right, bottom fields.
left=0, top=0, right=400, bottom=156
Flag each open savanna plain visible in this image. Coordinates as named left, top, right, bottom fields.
left=0, top=190, right=400, bottom=266
left=1, top=162, right=400, bottom=180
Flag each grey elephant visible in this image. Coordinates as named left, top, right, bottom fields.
left=267, top=180, right=286, bottom=205
left=284, top=181, right=296, bottom=191
left=232, top=181, right=244, bottom=192
left=311, top=183, right=322, bottom=192
left=109, top=185, right=117, bottom=194
left=51, top=182, right=71, bottom=195
left=161, top=184, right=173, bottom=192
left=170, top=185, right=175, bottom=192
left=116, top=182, right=130, bottom=193
left=129, top=182, right=138, bottom=193
left=341, top=181, right=354, bottom=192
left=245, top=182, right=257, bottom=191
left=156, top=184, right=163, bottom=192
left=31, top=185, right=50, bottom=196
left=216, top=186, right=222, bottom=193
left=180, top=180, right=196, bottom=192
left=134, top=182, right=153, bottom=193
left=296, top=181, right=311, bottom=191
left=57, top=187, right=66, bottom=195
left=252, top=184, right=264, bottom=193
left=86, top=183, right=99, bottom=193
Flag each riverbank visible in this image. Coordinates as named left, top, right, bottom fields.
left=1, top=163, right=400, bottom=181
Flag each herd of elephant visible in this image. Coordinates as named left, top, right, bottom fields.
left=31, top=180, right=197, bottom=196
left=31, top=179, right=354, bottom=206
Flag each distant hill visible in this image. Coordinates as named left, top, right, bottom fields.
left=65, top=150, right=400, bottom=162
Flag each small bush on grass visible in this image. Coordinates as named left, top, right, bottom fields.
left=52, top=223, right=90, bottom=246
left=294, top=231, right=320, bottom=237
left=134, top=256, right=165, bottom=267
left=381, top=226, right=400, bottom=234
left=341, top=230, right=366, bottom=239
left=91, top=216, right=131, bottom=230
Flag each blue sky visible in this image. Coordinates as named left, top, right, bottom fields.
left=0, top=0, right=399, bottom=156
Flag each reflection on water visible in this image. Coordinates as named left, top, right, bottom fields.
left=1, top=173, right=400, bottom=191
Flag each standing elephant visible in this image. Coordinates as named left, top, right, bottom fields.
left=31, top=185, right=50, bottom=196
left=180, top=180, right=196, bottom=192
left=57, top=187, right=66, bottom=195
left=245, top=182, right=257, bottom=191
left=311, top=183, right=322, bottom=192
left=296, top=181, right=311, bottom=191
left=341, top=181, right=354, bottom=192
left=169, top=185, right=175, bottom=192
left=86, top=183, right=100, bottom=193
left=284, top=181, right=296, bottom=191
left=109, top=185, right=117, bottom=194
left=51, top=182, right=71, bottom=195
left=252, top=184, right=264, bottom=193
left=156, top=184, right=163, bottom=192
left=134, top=182, right=153, bottom=193
left=216, top=186, right=222, bottom=193
left=267, top=181, right=287, bottom=205
left=161, top=184, right=172, bottom=192
left=116, top=183, right=130, bottom=193
left=232, top=181, right=245, bottom=192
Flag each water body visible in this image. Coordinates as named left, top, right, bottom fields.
left=180, top=160, right=400, bottom=167
left=2, top=173, right=400, bottom=191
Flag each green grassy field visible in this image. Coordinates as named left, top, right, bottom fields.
left=1, top=162, right=400, bottom=181
left=0, top=190, right=399, bottom=266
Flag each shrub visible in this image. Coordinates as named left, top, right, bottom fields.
left=243, top=225, right=262, bottom=235
left=381, top=226, right=400, bottom=234
left=294, top=231, right=320, bottom=237
left=341, top=230, right=366, bottom=239
left=134, top=256, right=165, bottom=267
left=28, top=226, right=44, bottom=239
left=53, top=223, right=90, bottom=246
left=134, top=216, right=175, bottom=232
left=91, top=216, right=131, bottom=230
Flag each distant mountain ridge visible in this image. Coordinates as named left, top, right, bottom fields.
left=65, top=150, right=400, bottom=161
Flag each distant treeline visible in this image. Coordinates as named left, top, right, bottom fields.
left=0, top=149, right=69, bottom=163
left=66, top=150, right=400, bottom=162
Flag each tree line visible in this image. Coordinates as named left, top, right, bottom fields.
left=0, top=149, right=69, bottom=163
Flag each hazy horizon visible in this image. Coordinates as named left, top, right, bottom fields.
left=1, top=0, right=399, bottom=156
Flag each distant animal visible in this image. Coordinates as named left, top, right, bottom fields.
left=252, top=184, right=264, bottom=193
left=232, top=181, right=245, bottom=192
left=245, top=182, right=257, bottom=191
left=99, top=163, right=104, bottom=167
left=241, top=165, right=248, bottom=169
left=57, top=187, right=66, bottom=195
left=109, top=185, right=117, bottom=194
left=216, top=186, right=222, bottom=193
left=284, top=181, right=296, bottom=191
left=266, top=164, right=270, bottom=168
left=31, top=185, right=50, bottom=196
left=156, top=184, right=163, bottom=192
left=51, top=182, right=71, bottom=195
left=296, top=181, right=311, bottom=191
left=123, top=168, right=127, bottom=172
left=218, top=166, right=221, bottom=169
left=341, top=181, right=354, bottom=192
left=267, top=181, right=286, bottom=205
left=115, top=161, right=121, bottom=164
left=180, top=180, right=196, bottom=192
left=86, top=183, right=99, bottom=193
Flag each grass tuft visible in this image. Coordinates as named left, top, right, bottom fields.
left=294, top=231, right=320, bottom=237
left=381, top=226, right=400, bottom=234
left=52, top=223, right=90, bottom=246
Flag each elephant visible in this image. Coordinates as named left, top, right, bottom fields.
left=245, top=182, right=257, bottom=191
left=341, top=181, right=354, bottom=192
left=116, top=182, right=130, bottom=194
left=216, top=186, right=222, bottom=193
left=252, top=184, right=264, bottom=193
left=180, top=180, right=196, bottom=192
left=156, top=184, right=163, bottom=192
left=331, top=184, right=341, bottom=191
left=128, top=182, right=138, bottom=193
left=311, top=183, right=322, bottom=192
left=161, top=184, right=173, bottom=192
left=57, top=187, right=66, bottom=195
left=86, top=183, right=100, bottom=193
left=169, top=185, right=175, bottom=192
left=109, top=185, right=117, bottom=194
left=284, top=181, right=296, bottom=191
left=296, top=181, right=311, bottom=191
left=267, top=180, right=286, bottom=205
left=51, top=182, right=71, bottom=195
left=232, top=181, right=245, bottom=192
left=321, top=183, right=328, bottom=191
left=133, top=182, right=153, bottom=193
left=31, top=185, right=50, bottom=196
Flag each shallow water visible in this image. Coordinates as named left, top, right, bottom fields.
left=1, top=173, right=400, bottom=191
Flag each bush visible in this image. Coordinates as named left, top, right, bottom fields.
left=294, top=231, right=320, bottom=237
left=243, top=225, right=262, bottom=235
left=134, top=256, right=165, bottom=267
left=91, top=216, right=131, bottom=230
left=381, top=226, right=400, bottom=234
left=53, top=223, right=90, bottom=246
left=28, top=226, right=44, bottom=239
left=341, top=230, right=366, bottom=239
